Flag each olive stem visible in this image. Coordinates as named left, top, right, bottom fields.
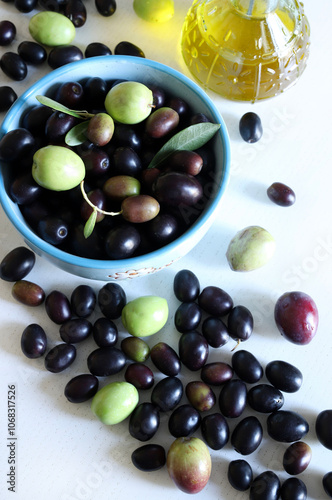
left=231, top=339, right=241, bottom=352
left=80, top=180, right=122, bottom=216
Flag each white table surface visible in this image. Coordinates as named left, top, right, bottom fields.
left=1, top=1, right=332, bottom=499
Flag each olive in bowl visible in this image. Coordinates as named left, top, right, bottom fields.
left=0, top=56, right=230, bottom=281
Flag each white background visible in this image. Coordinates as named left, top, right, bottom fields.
left=1, top=1, right=332, bottom=499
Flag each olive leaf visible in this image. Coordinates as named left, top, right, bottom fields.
left=83, top=209, right=97, bottom=239
left=147, top=122, right=221, bottom=169
left=65, top=120, right=90, bottom=146
left=36, top=95, right=95, bottom=119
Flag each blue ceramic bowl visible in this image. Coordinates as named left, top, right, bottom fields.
left=0, top=56, right=230, bottom=281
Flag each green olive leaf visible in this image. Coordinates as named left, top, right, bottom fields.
left=83, top=209, right=97, bottom=239
left=65, top=121, right=90, bottom=146
left=147, top=122, right=221, bottom=169
left=36, top=95, right=95, bottom=119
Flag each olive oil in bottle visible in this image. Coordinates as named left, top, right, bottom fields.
left=180, top=0, right=310, bottom=102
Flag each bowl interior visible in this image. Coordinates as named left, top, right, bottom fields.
left=0, top=56, right=230, bottom=274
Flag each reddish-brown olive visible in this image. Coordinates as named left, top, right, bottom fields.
left=12, top=280, right=45, bottom=306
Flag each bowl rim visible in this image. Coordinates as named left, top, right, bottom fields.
left=0, top=55, right=231, bottom=270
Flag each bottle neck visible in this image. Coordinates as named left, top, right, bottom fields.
left=231, top=0, right=279, bottom=17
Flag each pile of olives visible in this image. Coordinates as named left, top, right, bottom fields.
left=0, top=0, right=176, bottom=112
left=0, top=74, right=219, bottom=260
left=0, top=0, right=147, bottom=112
left=1, top=246, right=332, bottom=499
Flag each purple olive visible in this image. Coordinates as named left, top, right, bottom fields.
left=201, top=413, right=229, bottom=450
left=44, top=343, right=76, bottom=373
left=21, top=323, right=47, bottom=358
left=0, top=52, right=27, bottom=80
left=219, top=379, right=247, bottom=418
left=153, top=172, right=203, bottom=207
left=231, top=416, right=263, bottom=455
left=150, top=376, right=183, bottom=412
left=200, top=362, right=233, bottom=386
left=267, top=411, right=309, bottom=442
left=178, top=331, right=209, bottom=371
left=150, top=342, right=181, bottom=376
left=0, top=246, right=35, bottom=282
left=131, top=444, right=166, bottom=472
left=129, top=403, right=160, bottom=441
left=70, top=285, right=96, bottom=318
left=64, top=374, right=99, bottom=403
left=267, top=182, right=296, bottom=207
left=168, top=404, right=201, bottom=438
left=87, top=346, right=126, bottom=376
left=282, top=441, right=312, bottom=475
left=125, top=363, right=154, bottom=390
left=45, top=290, right=72, bottom=324
left=59, top=318, right=93, bottom=343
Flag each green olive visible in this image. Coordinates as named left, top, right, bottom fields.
left=103, top=175, right=141, bottom=203
left=91, top=381, right=139, bottom=425
left=133, top=0, right=174, bottom=23
left=120, top=336, right=150, bottom=362
left=121, top=295, right=169, bottom=337
left=104, top=81, right=153, bottom=125
left=29, top=12, right=76, bottom=47
left=226, top=225, right=276, bottom=271
left=32, top=145, right=85, bottom=191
